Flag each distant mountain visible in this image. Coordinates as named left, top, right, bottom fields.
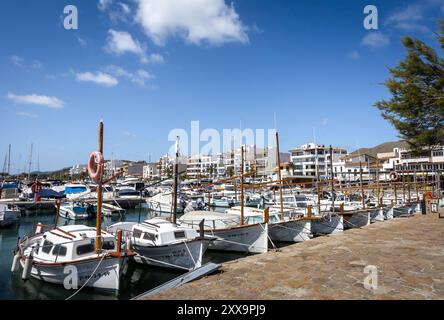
left=351, top=141, right=409, bottom=158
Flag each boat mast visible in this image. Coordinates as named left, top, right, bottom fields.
left=172, top=136, right=179, bottom=224
left=329, top=145, right=335, bottom=213
left=359, top=160, right=365, bottom=209
left=95, top=121, right=104, bottom=253
left=7, top=144, right=11, bottom=177
left=240, top=145, right=244, bottom=225
left=27, top=143, right=33, bottom=181
left=275, top=132, right=284, bottom=221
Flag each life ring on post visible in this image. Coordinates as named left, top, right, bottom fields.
left=389, top=171, right=398, bottom=182
left=88, top=151, right=104, bottom=181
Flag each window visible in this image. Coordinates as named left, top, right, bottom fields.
left=52, top=245, right=67, bottom=257
left=133, top=229, right=143, bottom=238
left=42, top=240, right=53, bottom=254
left=143, top=232, right=156, bottom=241
left=174, top=231, right=186, bottom=239
left=102, top=241, right=115, bottom=250
left=76, top=243, right=95, bottom=256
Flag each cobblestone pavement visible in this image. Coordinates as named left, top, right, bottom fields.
left=146, top=212, right=444, bottom=300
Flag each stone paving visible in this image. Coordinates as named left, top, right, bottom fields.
left=146, top=211, right=444, bottom=300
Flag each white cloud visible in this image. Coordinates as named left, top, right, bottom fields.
left=105, top=29, right=147, bottom=62
left=10, top=55, right=24, bottom=68
left=105, top=65, right=154, bottom=86
left=75, top=71, right=119, bottom=87
left=386, top=4, right=423, bottom=25
left=10, top=56, right=43, bottom=69
left=361, top=32, right=390, bottom=48
left=135, top=0, right=249, bottom=46
left=118, top=2, right=131, bottom=14
left=149, top=53, right=165, bottom=64
left=347, top=50, right=360, bottom=60
left=76, top=35, right=88, bottom=47
left=17, top=112, right=38, bottom=119
left=98, top=0, right=113, bottom=11
left=7, top=93, right=64, bottom=109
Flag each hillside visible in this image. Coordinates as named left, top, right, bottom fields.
left=351, top=141, right=409, bottom=158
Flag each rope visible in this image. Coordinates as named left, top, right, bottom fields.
left=65, top=253, right=107, bottom=300
left=182, top=240, right=197, bottom=269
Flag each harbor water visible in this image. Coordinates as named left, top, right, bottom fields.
left=0, top=205, right=244, bottom=300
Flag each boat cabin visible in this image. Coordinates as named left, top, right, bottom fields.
left=29, top=226, right=116, bottom=263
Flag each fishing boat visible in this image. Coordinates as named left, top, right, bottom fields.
left=0, top=204, right=20, bottom=227
left=179, top=210, right=268, bottom=253
left=11, top=121, right=134, bottom=292
left=146, top=191, right=186, bottom=214
left=58, top=201, right=96, bottom=220
left=107, top=218, right=213, bottom=271
left=12, top=224, right=132, bottom=291
left=310, top=212, right=344, bottom=236
left=226, top=206, right=312, bottom=242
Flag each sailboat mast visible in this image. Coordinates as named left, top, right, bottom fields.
left=27, top=143, right=33, bottom=181
left=275, top=132, right=284, bottom=220
left=95, top=121, right=104, bottom=253
left=329, top=145, right=335, bottom=213
left=240, top=145, right=244, bottom=226
left=7, top=144, right=11, bottom=176
left=172, top=136, right=179, bottom=224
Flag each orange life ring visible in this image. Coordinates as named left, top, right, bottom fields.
left=389, top=171, right=398, bottom=181
left=88, top=151, right=104, bottom=181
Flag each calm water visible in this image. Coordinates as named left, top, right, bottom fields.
left=0, top=205, right=245, bottom=300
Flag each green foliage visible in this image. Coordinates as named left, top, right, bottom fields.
left=375, top=20, right=444, bottom=153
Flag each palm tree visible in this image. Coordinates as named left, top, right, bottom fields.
left=288, top=162, right=296, bottom=175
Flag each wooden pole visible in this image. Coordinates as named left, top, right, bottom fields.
left=376, top=160, right=381, bottom=207
left=172, top=137, right=179, bottom=224
left=275, top=133, right=284, bottom=221
left=240, top=146, right=245, bottom=226
left=54, top=200, right=60, bottom=228
left=359, top=161, right=365, bottom=209
left=95, top=121, right=104, bottom=253
left=329, top=145, right=335, bottom=213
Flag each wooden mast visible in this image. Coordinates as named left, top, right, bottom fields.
left=329, top=145, right=335, bottom=213
left=172, top=136, right=179, bottom=224
left=240, top=145, right=244, bottom=226
left=359, top=161, right=365, bottom=209
left=275, top=132, right=284, bottom=221
left=95, top=121, right=104, bottom=253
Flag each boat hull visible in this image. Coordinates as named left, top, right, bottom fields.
left=268, top=219, right=311, bottom=242
left=342, top=211, right=370, bottom=229
left=206, top=223, right=268, bottom=254
left=132, top=238, right=211, bottom=270
left=370, top=208, right=385, bottom=223
left=20, top=255, right=127, bottom=291
left=311, top=215, right=343, bottom=236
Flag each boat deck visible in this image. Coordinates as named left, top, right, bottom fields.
left=144, top=210, right=444, bottom=300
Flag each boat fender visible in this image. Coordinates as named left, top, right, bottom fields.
left=11, top=252, right=21, bottom=272
left=35, top=222, right=43, bottom=234
left=88, top=151, right=104, bottom=181
left=22, top=251, right=34, bottom=280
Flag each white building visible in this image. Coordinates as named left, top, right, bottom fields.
left=69, top=164, right=87, bottom=177
left=290, top=143, right=348, bottom=178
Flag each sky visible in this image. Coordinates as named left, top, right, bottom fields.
left=0, top=0, right=443, bottom=172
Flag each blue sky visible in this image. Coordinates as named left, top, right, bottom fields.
left=0, top=0, right=443, bottom=172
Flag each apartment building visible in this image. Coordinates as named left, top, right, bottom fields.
left=290, top=143, right=348, bottom=178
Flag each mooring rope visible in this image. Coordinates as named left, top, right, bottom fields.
left=65, top=253, right=107, bottom=300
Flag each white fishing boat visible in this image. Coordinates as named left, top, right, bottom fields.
left=0, top=204, right=20, bottom=227
left=107, top=218, right=213, bottom=271
left=310, top=213, right=344, bottom=236
left=226, top=206, right=312, bottom=242
left=179, top=211, right=268, bottom=254
left=341, top=210, right=371, bottom=229
left=58, top=202, right=96, bottom=220
left=12, top=225, right=132, bottom=291
left=146, top=191, right=186, bottom=214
